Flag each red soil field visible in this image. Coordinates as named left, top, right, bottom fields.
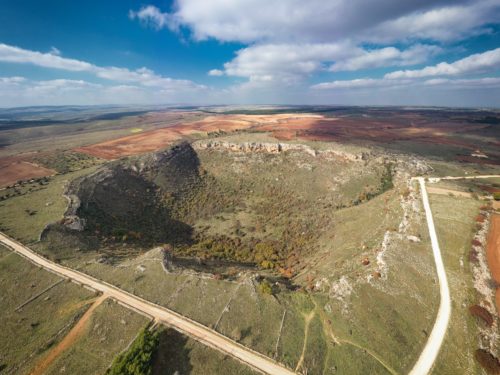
left=73, top=114, right=323, bottom=159
left=486, top=214, right=500, bottom=315
left=74, top=127, right=184, bottom=159
left=74, top=112, right=492, bottom=161
left=479, top=185, right=500, bottom=194
left=0, top=155, right=55, bottom=188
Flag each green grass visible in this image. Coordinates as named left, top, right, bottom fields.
left=33, top=151, right=103, bottom=174
left=325, top=344, right=391, bottom=374
left=46, top=300, right=150, bottom=375
left=300, top=313, right=328, bottom=374
left=429, top=194, right=483, bottom=375
left=0, top=248, right=95, bottom=374
left=28, top=158, right=439, bottom=375
left=152, top=327, right=258, bottom=375
left=275, top=306, right=306, bottom=368
left=216, top=283, right=285, bottom=357
left=0, top=166, right=98, bottom=243
left=1, top=132, right=472, bottom=374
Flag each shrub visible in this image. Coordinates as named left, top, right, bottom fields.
left=469, top=250, right=479, bottom=263
left=258, top=280, right=273, bottom=295
left=107, top=327, right=159, bottom=375
left=475, top=214, right=486, bottom=223
left=494, top=192, right=500, bottom=201
left=472, top=239, right=482, bottom=247
left=475, top=349, right=500, bottom=374
left=469, top=305, right=494, bottom=327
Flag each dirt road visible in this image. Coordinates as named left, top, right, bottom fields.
left=408, top=178, right=452, bottom=375
left=30, top=295, right=107, bottom=375
left=409, top=174, right=500, bottom=375
left=0, top=232, right=294, bottom=375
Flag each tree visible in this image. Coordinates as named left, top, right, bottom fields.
left=258, top=280, right=273, bottom=295
left=107, top=328, right=159, bottom=375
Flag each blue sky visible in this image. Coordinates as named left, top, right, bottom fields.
left=0, top=0, right=499, bottom=107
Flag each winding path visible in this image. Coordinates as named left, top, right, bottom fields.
left=409, top=175, right=500, bottom=375
left=0, top=232, right=294, bottom=375
left=408, top=177, right=451, bottom=375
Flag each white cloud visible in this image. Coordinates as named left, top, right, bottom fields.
left=0, top=43, right=205, bottom=91
left=0, top=77, right=209, bottom=107
left=423, top=77, right=500, bottom=88
left=386, top=47, right=500, bottom=79
left=0, top=76, right=25, bottom=84
left=221, top=42, right=357, bottom=85
left=330, top=44, right=441, bottom=72
left=208, top=69, right=224, bottom=76
left=0, top=43, right=92, bottom=71
left=212, top=43, right=443, bottom=85
left=364, top=0, right=499, bottom=43
left=129, top=5, right=179, bottom=31
left=312, top=78, right=408, bottom=90
left=312, top=76, right=500, bottom=91
left=49, top=46, right=61, bottom=56
left=134, top=0, right=498, bottom=44
left=132, top=1, right=500, bottom=91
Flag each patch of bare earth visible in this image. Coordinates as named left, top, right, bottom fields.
left=295, top=310, right=315, bottom=374
left=29, top=294, right=107, bottom=375
left=0, top=156, right=55, bottom=187
left=427, top=187, right=473, bottom=198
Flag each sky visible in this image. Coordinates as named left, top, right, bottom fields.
left=0, top=0, right=499, bottom=107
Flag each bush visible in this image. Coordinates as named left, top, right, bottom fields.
left=475, top=349, right=500, bottom=374
left=494, top=192, right=500, bottom=201
left=469, top=305, right=494, bottom=327
left=107, top=327, right=159, bottom=375
left=258, top=280, right=273, bottom=295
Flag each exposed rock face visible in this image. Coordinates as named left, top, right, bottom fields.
left=194, top=140, right=315, bottom=155
left=63, top=216, right=86, bottom=231
left=194, top=140, right=362, bottom=161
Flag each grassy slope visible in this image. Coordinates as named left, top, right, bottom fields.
left=0, top=135, right=448, bottom=374
left=79, top=188, right=440, bottom=374
left=44, top=299, right=150, bottom=375
left=0, top=247, right=94, bottom=374
left=153, top=327, right=258, bottom=375
left=429, top=194, right=482, bottom=374
left=0, top=167, right=98, bottom=243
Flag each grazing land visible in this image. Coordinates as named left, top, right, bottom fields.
left=1, top=105, right=499, bottom=374
left=0, top=246, right=95, bottom=374
left=43, top=299, right=150, bottom=375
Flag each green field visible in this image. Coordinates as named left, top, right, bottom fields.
left=429, top=194, right=483, bottom=374
left=44, top=299, right=150, bottom=375
left=0, top=247, right=95, bottom=374
left=153, top=327, right=258, bottom=375
left=0, top=167, right=98, bottom=243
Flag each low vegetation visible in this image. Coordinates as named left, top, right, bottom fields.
left=107, top=327, right=159, bottom=375
left=45, top=299, right=150, bottom=375
left=34, top=151, right=103, bottom=174
left=0, top=166, right=98, bottom=243
left=49, top=139, right=392, bottom=279
left=0, top=247, right=95, bottom=374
